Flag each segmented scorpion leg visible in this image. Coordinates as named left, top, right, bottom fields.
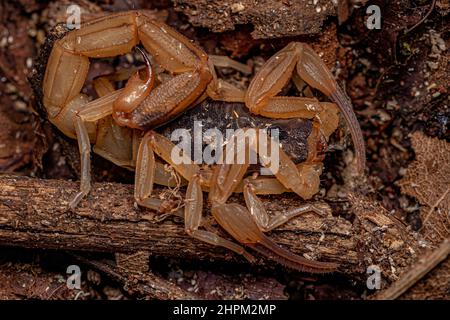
left=234, top=177, right=289, bottom=195
left=69, top=90, right=124, bottom=208
left=256, top=132, right=321, bottom=200
left=208, top=132, right=251, bottom=205
left=134, top=132, right=158, bottom=210
left=70, top=69, right=151, bottom=207
left=207, top=130, right=337, bottom=272
left=209, top=55, right=252, bottom=74
left=147, top=132, right=201, bottom=183
left=185, top=175, right=255, bottom=262
left=245, top=42, right=366, bottom=174
left=206, top=56, right=251, bottom=103
left=135, top=131, right=203, bottom=214
left=70, top=116, right=92, bottom=208
left=243, top=178, right=331, bottom=232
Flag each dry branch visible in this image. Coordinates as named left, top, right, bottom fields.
left=0, top=175, right=360, bottom=272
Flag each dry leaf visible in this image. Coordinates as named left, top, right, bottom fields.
left=398, top=132, right=450, bottom=244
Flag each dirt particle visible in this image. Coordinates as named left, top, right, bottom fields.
left=230, top=2, right=245, bottom=13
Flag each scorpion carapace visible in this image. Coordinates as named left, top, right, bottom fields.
left=159, top=101, right=327, bottom=165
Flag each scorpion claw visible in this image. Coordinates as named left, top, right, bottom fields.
left=245, top=42, right=366, bottom=176
left=113, top=46, right=155, bottom=114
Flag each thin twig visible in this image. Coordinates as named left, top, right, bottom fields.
left=404, top=0, right=436, bottom=35
left=422, top=187, right=450, bottom=225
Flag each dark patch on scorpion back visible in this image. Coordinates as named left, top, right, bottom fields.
left=158, top=100, right=314, bottom=164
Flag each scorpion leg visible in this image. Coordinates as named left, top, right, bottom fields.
left=147, top=132, right=201, bottom=183
left=235, top=177, right=288, bottom=195
left=70, top=77, right=142, bottom=207
left=208, top=131, right=251, bottom=204
left=292, top=73, right=315, bottom=98
left=135, top=131, right=193, bottom=214
left=206, top=56, right=251, bottom=103
left=92, top=64, right=152, bottom=98
left=70, top=115, right=92, bottom=208
left=90, top=64, right=150, bottom=170
left=207, top=131, right=337, bottom=272
left=93, top=76, right=116, bottom=98
left=209, top=55, right=252, bottom=74
left=185, top=175, right=255, bottom=262
left=69, top=90, right=124, bottom=208
left=134, top=132, right=158, bottom=210
left=48, top=90, right=122, bottom=208
left=243, top=178, right=331, bottom=232
left=211, top=202, right=338, bottom=273
left=255, top=133, right=321, bottom=200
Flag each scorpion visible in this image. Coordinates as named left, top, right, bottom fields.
left=42, top=10, right=366, bottom=273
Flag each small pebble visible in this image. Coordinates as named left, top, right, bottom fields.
left=125, top=53, right=134, bottom=63
left=26, top=57, right=33, bottom=68
left=230, top=3, right=245, bottom=13
left=432, top=92, right=441, bottom=98
left=5, top=83, right=16, bottom=93
left=427, top=61, right=439, bottom=70
left=426, top=83, right=437, bottom=91
left=14, top=100, right=28, bottom=111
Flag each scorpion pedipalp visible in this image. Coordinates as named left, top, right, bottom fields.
left=245, top=42, right=366, bottom=175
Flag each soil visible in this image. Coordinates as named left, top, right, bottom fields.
left=0, top=0, right=448, bottom=300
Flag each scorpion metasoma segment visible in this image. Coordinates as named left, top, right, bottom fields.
left=42, top=10, right=365, bottom=273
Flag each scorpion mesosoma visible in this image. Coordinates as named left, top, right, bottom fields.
left=42, top=10, right=365, bottom=273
